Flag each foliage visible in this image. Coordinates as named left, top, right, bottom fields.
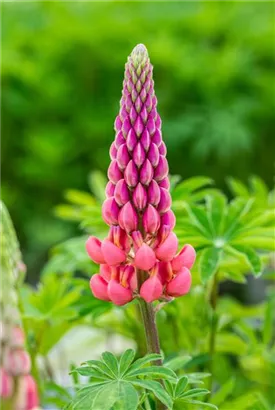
left=66, top=350, right=215, bottom=410
left=2, top=1, right=275, bottom=277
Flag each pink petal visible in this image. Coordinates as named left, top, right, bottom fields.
left=140, top=129, right=151, bottom=151
left=154, top=155, right=168, bottom=182
left=133, top=183, right=147, bottom=211
left=140, top=159, right=154, bottom=186
left=108, top=279, right=133, bottom=306
left=86, top=236, right=106, bottom=264
left=90, top=274, right=110, bottom=301
left=105, top=181, right=115, bottom=198
left=142, top=204, right=160, bottom=234
left=134, top=243, right=156, bottom=271
left=124, top=160, right=139, bottom=188
left=101, top=239, right=126, bottom=266
left=117, top=144, right=130, bottom=170
left=118, top=202, right=138, bottom=233
left=171, top=245, right=196, bottom=271
left=126, top=129, right=137, bottom=151
left=99, top=264, right=112, bottom=282
left=157, top=188, right=172, bottom=214
left=166, top=267, right=192, bottom=297
left=140, top=276, right=163, bottom=303
left=155, top=232, right=178, bottom=261
left=108, top=160, right=123, bottom=184
left=161, top=210, right=176, bottom=230
left=147, top=180, right=161, bottom=206
left=102, top=198, right=120, bottom=225
left=114, top=179, right=130, bottom=206
left=0, top=368, right=13, bottom=398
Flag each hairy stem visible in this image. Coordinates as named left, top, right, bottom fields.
left=208, top=273, right=219, bottom=394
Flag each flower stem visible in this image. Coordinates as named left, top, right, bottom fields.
left=208, top=273, right=219, bottom=394
left=137, top=270, right=162, bottom=365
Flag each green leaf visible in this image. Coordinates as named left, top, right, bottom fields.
left=70, top=384, right=107, bottom=409
left=126, top=366, right=177, bottom=381
left=231, top=245, right=262, bottom=277
left=179, top=388, right=209, bottom=399
left=227, top=177, right=249, bottom=197
left=127, top=353, right=163, bottom=374
left=164, top=355, right=191, bottom=371
left=131, top=380, right=173, bottom=409
left=101, top=351, right=119, bottom=377
left=206, top=193, right=226, bottom=235
left=119, top=349, right=136, bottom=377
left=198, top=247, right=221, bottom=283
left=211, top=378, right=235, bottom=406
left=175, top=376, right=188, bottom=397
left=263, top=295, right=275, bottom=345
left=113, top=382, right=139, bottom=410
left=91, top=382, right=118, bottom=410
left=71, top=367, right=106, bottom=379
left=182, top=399, right=218, bottom=409
left=85, top=360, right=114, bottom=379
left=186, top=205, right=213, bottom=238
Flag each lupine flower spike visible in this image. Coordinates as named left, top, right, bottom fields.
left=86, top=44, right=196, bottom=305
left=0, top=201, right=39, bottom=410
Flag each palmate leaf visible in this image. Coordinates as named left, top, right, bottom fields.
left=229, top=245, right=262, bottom=277
left=130, top=379, right=173, bottom=409
left=182, top=400, right=218, bottom=409
left=68, top=350, right=174, bottom=409
left=126, top=366, right=177, bottom=381
left=175, top=376, right=188, bottom=397
left=198, top=247, right=222, bottom=283
left=206, top=193, right=226, bottom=236
left=172, top=176, right=214, bottom=202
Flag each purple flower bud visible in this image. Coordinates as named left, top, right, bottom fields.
left=140, top=129, right=151, bottom=152
left=102, top=198, right=120, bottom=225
left=129, top=106, right=137, bottom=124
left=154, top=155, right=168, bottom=181
left=147, top=117, right=156, bottom=136
left=108, top=160, right=123, bottom=184
left=109, top=142, right=117, bottom=160
left=151, top=129, right=162, bottom=146
left=159, top=141, right=167, bottom=156
left=143, top=204, right=160, bottom=234
left=120, top=106, right=128, bottom=121
left=148, top=143, right=160, bottom=167
left=134, top=116, right=144, bottom=137
left=122, top=117, right=131, bottom=137
left=136, top=79, right=142, bottom=92
left=116, top=144, right=130, bottom=170
left=126, top=129, right=137, bottom=151
left=133, top=183, right=147, bottom=211
left=119, top=201, right=138, bottom=233
left=124, top=160, right=139, bottom=187
left=157, top=188, right=172, bottom=214
left=115, top=130, right=125, bottom=149
left=114, top=116, right=122, bottom=132
left=140, top=87, right=147, bottom=102
left=133, top=142, right=146, bottom=168
left=114, top=179, right=130, bottom=206
left=159, top=177, right=170, bottom=189
left=135, top=96, right=142, bottom=113
left=161, top=210, right=176, bottom=230
left=131, top=88, right=138, bottom=102
left=140, top=159, right=154, bottom=186
left=147, top=180, right=161, bottom=206
left=145, top=94, right=152, bottom=112
left=140, top=106, right=148, bottom=123
left=125, top=94, right=132, bottom=111
left=155, top=113, right=161, bottom=128
left=105, top=181, right=115, bottom=198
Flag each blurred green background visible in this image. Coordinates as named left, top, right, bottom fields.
left=2, top=1, right=274, bottom=280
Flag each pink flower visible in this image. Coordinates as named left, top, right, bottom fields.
left=85, top=44, right=196, bottom=305
left=0, top=367, right=13, bottom=398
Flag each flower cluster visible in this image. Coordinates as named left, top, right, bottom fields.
left=0, top=201, right=39, bottom=410
left=86, top=45, right=196, bottom=305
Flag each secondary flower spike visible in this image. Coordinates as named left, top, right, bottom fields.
left=86, top=44, right=196, bottom=305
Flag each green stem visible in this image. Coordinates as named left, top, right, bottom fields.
left=208, top=273, right=219, bottom=394
left=137, top=270, right=165, bottom=410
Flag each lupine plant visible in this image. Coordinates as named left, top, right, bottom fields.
left=85, top=44, right=196, bottom=362
left=11, top=45, right=274, bottom=410
left=0, top=201, right=40, bottom=410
